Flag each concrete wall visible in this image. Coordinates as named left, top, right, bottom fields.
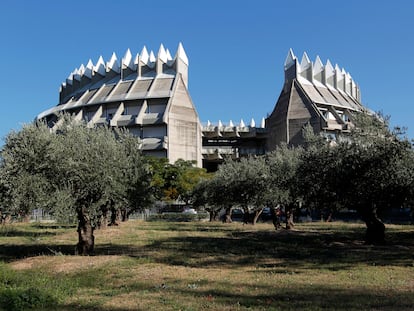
left=166, top=75, right=202, bottom=167
left=266, top=80, right=322, bottom=149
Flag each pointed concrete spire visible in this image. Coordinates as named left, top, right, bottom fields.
left=149, top=50, right=156, bottom=63
left=345, top=71, right=352, bottom=94
left=334, top=64, right=341, bottom=73
left=147, top=50, right=156, bottom=69
left=324, top=59, right=334, bottom=87
left=284, top=48, right=296, bottom=69
left=299, top=51, right=313, bottom=82
left=107, top=52, right=120, bottom=73
left=313, top=55, right=324, bottom=74
left=325, top=59, right=334, bottom=73
left=166, top=48, right=173, bottom=66
left=229, top=120, right=234, bottom=127
left=351, top=79, right=357, bottom=98
left=72, top=68, right=80, bottom=78
left=346, top=71, right=352, bottom=80
left=261, top=117, right=265, bottom=128
left=133, top=53, right=139, bottom=66
left=207, top=120, right=211, bottom=127
left=166, top=48, right=173, bottom=61
left=218, top=120, right=223, bottom=128
left=74, top=64, right=84, bottom=81
left=250, top=118, right=256, bottom=127
left=312, top=55, right=324, bottom=84
left=300, top=52, right=311, bottom=70
left=78, top=64, right=85, bottom=75
left=122, top=48, right=134, bottom=70
left=94, top=55, right=106, bottom=76
left=158, top=44, right=168, bottom=63
left=140, top=46, right=149, bottom=65
left=84, top=59, right=93, bottom=79
left=175, top=42, right=189, bottom=65
left=59, top=82, right=66, bottom=96
left=66, top=70, right=75, bottom=85
left=335, top=64, right=345, bottom=92
left=240, top=119, right=246, bottom=127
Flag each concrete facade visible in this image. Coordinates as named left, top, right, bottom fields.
left=38, top=43, right=202, bottom=167
left=266, top=49, right=366, bottom=149
left=201, top=118, right=267, bottom=171
left=38, top=46, right=369, bottom=171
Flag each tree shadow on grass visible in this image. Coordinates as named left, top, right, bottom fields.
left=134, top=221, right=239, bottom=233
left=0, top=228, right=66, bottom=238
left=0, top=223, right=76, bottom=239
left=1, top=222, right=413, bottom=271
left=54, top=277, right=414, bottom=311
left=169, top=283, right=414, bottom=311
left=0, top=244, right=76, bottom=261
left=102, top=228, right=414, bottom=271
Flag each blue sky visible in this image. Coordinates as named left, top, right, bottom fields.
left=0, top=0, right=413, bottom=141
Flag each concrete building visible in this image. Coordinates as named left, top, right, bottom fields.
left=201, top=118, right=267, bottom=171
left=38, top=46, right=368, bottom=171
left=38, top=43, right=202, bottom=167
left=202, top=49, right=368, bottom=170
left=266, top=49, right=366, bottom=149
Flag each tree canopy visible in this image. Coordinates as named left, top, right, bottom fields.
left=0, top=115, right=153, bottom=254
left=148, top=157, right=210, bottom=204
left=1, top=111, right=413, bottom=247
left=297, top=113, right=414, bottom=243
left=189, top=113, right=414, bottom=243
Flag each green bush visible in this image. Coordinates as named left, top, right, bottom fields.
left=0, top=287, right=56, bottom=311
left=0, top=263, right=76, bottom=310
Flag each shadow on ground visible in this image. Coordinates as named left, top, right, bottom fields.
left=91, top=224, right=414, bottom=271
left=1, top=222, right=413, bottom=270
left=55, top=277, right=414, bottom=311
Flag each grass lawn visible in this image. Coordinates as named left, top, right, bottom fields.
left=0, top=220, right=413, bottom=310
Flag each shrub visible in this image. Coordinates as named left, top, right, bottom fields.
left=0, top=263, right=76, bottom=310
left=0, top=287, right=56, bottom=311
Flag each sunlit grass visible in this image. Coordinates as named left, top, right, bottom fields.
left=1, top=220, right=413, bottom=310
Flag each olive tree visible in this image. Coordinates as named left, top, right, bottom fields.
left=264, top=144, right=303, bottom=229
left=0, top=121, right=53, bottom=221
left=298, top=113, right=414, bottom=244
left=0, top=116, right=152, bottom=254
left=49, top=117, right=153, bottom=254
left=199, top=157, right=269, bottom=224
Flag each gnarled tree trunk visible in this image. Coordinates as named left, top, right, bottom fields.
left=76, top=206, right=95, bottom=255
left=223, top=206, right=232, bottom=223
left=109, top=202, right=120, bottom=226
left=209, top=209, right=219, bottom=222
left=285, top=204, right=295, bottom=230
left=121, top=207, right=128, bottom=222
left=271, top=205, right=282, bottom=230
left=98, top=204, right=109, bottom=229
left=360, top=207, right=385, bottom=245
left=252, top=208, right=264, bottom=225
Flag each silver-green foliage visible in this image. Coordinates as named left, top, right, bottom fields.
left=0, top=114, right=152, bottom=224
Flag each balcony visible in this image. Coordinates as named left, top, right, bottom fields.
left=115, top=115, right=134, bottom=127
left=202, top=147, right=238, bottom=160
left=141, top=136, right=168, bottom=151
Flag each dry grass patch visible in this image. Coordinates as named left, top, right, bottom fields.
left=10, top=255, right=122, bottom=273
left=1, top=220, right=414, bottom=310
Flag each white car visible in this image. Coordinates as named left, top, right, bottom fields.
left=182, top=208, right=197, bottom=214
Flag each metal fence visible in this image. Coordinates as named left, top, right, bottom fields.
left=29, top=208, right=158, bottom=223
